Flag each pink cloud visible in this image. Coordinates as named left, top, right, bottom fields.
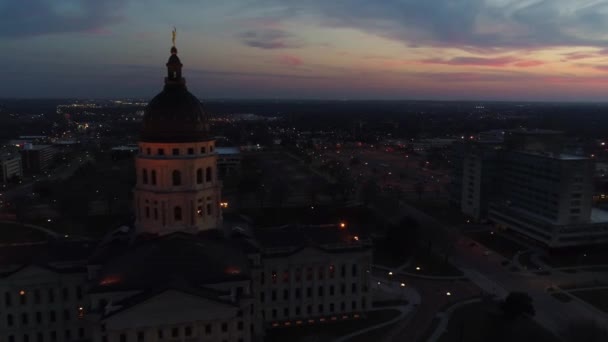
left=278, top=54, right=303, bottom=67
left=513, top=60, right=545, bottom=67
left=420, top=56, right=519, bottom=67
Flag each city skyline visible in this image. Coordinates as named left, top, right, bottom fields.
left=4, top=1, right=608, bottom=101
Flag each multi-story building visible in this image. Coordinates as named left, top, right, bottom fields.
left=0, top=152, right=22, bottom=183
left=20, top=144, right=57, bottom=174
left=0, top=242, right=91, bottom=342
left=452, top=129, right=608, bottom=247
left=216, top=147, right=241, bottom=179
left=0, top=41, right=373, bottom=342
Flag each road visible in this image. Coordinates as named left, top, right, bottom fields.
left=399, top=200, right=608, bottom=337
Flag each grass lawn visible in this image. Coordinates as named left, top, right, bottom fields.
left=571, top=289, right=608, bottom=313
left=467, top=231, right=526, bottom=259
left=265, top=309, right=400, bottom=342
left=437, top=301, right=559, bottom=342
left=541, top=248, right=608, bottom=268
left=0, top=222, right=50, bottom=243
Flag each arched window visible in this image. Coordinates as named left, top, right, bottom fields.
left=7, top=314, right=13, bottom=326
left=151, top=170, right=157, bottom=185
left=172, top=170, right=181, bottom=186
left=142, top=169, right=148, bottom=184
left=196, top=168, right=203, bottom=184
left=206, top=167, right=212, bottom=182
left=174, top=206, right=182, bottom=221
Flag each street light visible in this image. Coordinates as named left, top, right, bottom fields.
left=388, top=271, right=393, bottom=276
left=446, top=292, right=452, bottom=296
left=415, top=266, right=421, bottom=271
left=400, top=283, right=406, bottom=287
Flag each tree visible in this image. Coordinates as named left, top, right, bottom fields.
left=360, top=180, right=379, bottom=206
left=500, top=292, right=535, bottom=319
left=384, top=216, right=419, bottom=260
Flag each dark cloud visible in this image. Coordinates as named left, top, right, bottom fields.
left=238, top=28, right=301, bottom=49
left=256, top=0, right=608, bottom=50
left=0, top=0, right=126, bottom=38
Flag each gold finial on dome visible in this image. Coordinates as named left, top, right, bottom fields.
left=172, top=26, right=177, bottom=48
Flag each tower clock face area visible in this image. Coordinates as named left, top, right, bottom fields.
left=134, top=140, right=221, bottom=235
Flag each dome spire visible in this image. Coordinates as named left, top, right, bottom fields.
left=166, top=26, right=185, bottom=87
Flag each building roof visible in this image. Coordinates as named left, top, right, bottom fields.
left=0, top=240, right=94, bottom=277
left=90, top=232, right=251, bottom=293
left=252, top=224, right=371, bottom=257
left=216, top=147, right=241, bottom=155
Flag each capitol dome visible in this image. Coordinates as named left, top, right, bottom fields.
left=140, top=47, right=210, bottom=143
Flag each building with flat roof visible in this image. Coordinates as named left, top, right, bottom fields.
left=20, top=144, right=57, bottom=174
left=0, top=152, right=22, bottom=183
left=216, top=147, right=241, bottom=179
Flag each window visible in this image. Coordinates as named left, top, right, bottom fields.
left=172, top=148, right=179, bottom=156
left=306, top=287, right=312, bottom=298
left=23, top=335, right=29, bottom=342
left=197, top=168, right=203, bottom=184
left=207, top=203, right=212, bottom=215
left=174, top=206, right=182, bottom=221
left=329, top=285, right=334, bottom=296
left=142, top=169, right=148, bottom=184
left=79, top=328, right=84, bottom=339
left=272, top=309, right=277, bottom=318
left=154, top=208, right=158, bottom=220
left=63, top=309, right=70, bottom=321
left=158, top=148, right=164, bottom=155
left=62, top=287, right=69, bottom=300
left=5, top=292, right=11, bottom=306
left=185, top=326, right=192, bottom=336
left=272, top=290, right=277, bottom=301
left=201, top=146, right=206, bottom=154
left=48, top=289, right=54, bottom=303
left=238, top=321, right=243, bottom=331
left=283, top=289, right=289, bottom=300
left=36, top=333, right=43, bottom=342
left=205, top=325, right=212, bottom=334
left=260, top=292, right=265, bottom=303
left=296, top=306, right=301, bottom=315
left=295, top=288, right=301, bottom=299
left=34, top=290, right=41, bottom=304
left=222, top=323, right=228, bottom=332
left=352, top=283, right=357, bottom=293
left=49, top=311, right=56, bottom=323
left=172, top=327, right=179, bottom=338
left=341, top=265, right=346, bottom=278
left=352, top=301, right=357, bottom=310
left=7, top=314, right=13, bottom=326
left=283, top=271, right=289, bottom=283
left=340, top=283, right=346, bottom=295
left=8, top=335, right=14, bottom=342
left=329, top=264, right=335, bottom=278
left=197, top=206, right=203, bottom=217
left=19, top=292, right=26, bottom=305
left=352, top=264, right=358, bottom=277
left=210, top=145, right=214, bottom=152
left=318, top=266, right=324, bottom=280
left=157, top=330, right=163, bottom=339
left=306, top=267, right=313, bottom=281
left=146, top=148, right=151, bottom=155
left=330, top=303, right=335, bottom=312
left=50, top=332, right=56, bottom=342
left=120, top=333, right=126, bottom=342
left=318, top=304, right=324, bottom=313
left=36, top=312, right=42, bottom=324
left=188, top=148, right=194, bottom=155
left=137, top=331, right=144, bottom=342
left=151, top=170, right=157, bottom=185
left=145, top=207, right=150, bottom=218
left=283, top=307, right=289, bottom=317
left=206, top=167, right=212, bottom=182
left=318, top=286, right=324, bottom=296
left=307, top=305, right=312, bottom=315
left=172, top=170, right=182, bottom=186
left=22, top=313, right=28, bottom=325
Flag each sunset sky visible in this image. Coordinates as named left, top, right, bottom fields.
left=3, top=0, right=608, bottom=100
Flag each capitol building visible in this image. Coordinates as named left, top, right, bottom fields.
left=0, top=43, right=372, bottom=342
